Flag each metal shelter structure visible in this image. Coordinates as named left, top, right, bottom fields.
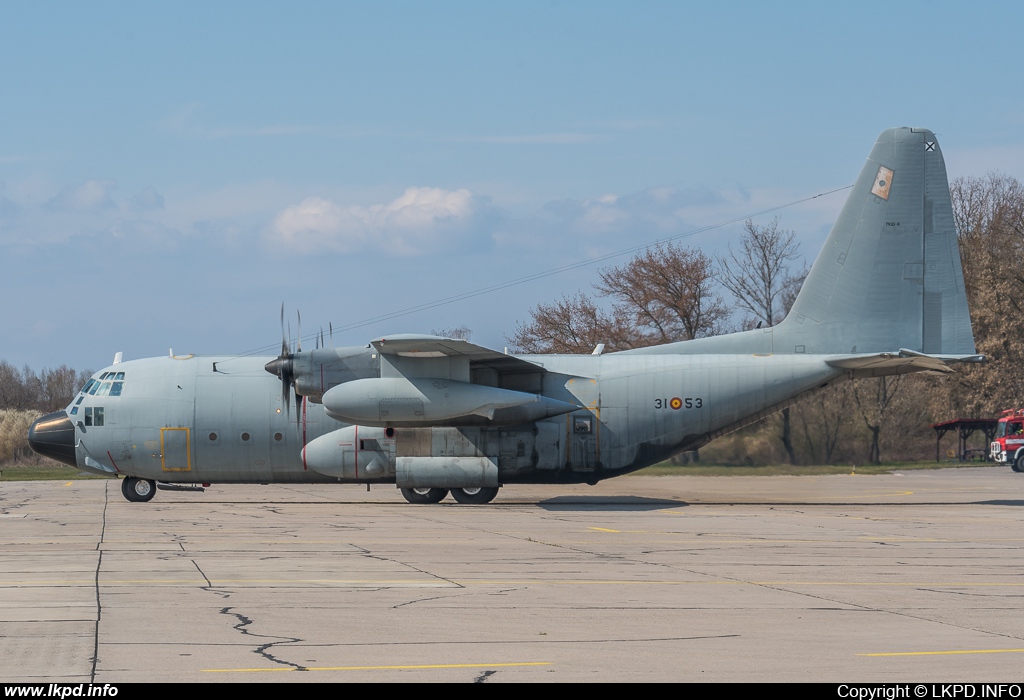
left=931, top=418, right=999, bottom=462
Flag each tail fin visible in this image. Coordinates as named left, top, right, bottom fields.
left=780, top=127, right=975, bottom=355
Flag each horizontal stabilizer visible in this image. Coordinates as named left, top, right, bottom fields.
left=827, top=349, right=985, bottom=375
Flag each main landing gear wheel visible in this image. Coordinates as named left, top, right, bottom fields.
left=121, top=477, right=156, bottom=503
left=450, top=487, right=499, bottom=504
left=400, top=487, right=449, bottom=504
left=1013, top=454, right=1024, bottom=473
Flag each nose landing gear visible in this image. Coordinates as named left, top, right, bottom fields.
left=121, top=477, right=157, bottom=503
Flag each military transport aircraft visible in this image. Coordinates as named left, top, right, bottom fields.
left=28, top=127, right=983, bottom=504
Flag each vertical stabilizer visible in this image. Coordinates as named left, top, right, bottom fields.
left=778, top=127, right=974, bottom=355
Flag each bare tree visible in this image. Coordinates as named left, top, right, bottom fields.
left=595, top=242, right=729, bottom=343
left=431, top=325, right=472, bottom=341
left=719, top=217, right=801, bottom=327
left=793, top=384, right=851, bottom=464
left=510, top=292, right=636, bottom=354
left=512, top=243, right=730, bottom=354
left=940, top=173, right=1024, bottom=418
left=718, top=217, right=803, bottom=463
left=853, top=375, right=903, bottom=464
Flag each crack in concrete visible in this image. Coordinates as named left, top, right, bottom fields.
left=474, top=669, right=496, bottom=682
left=191, top=559, right=232, bottom=598
left=220, top=607, right=307, bottom=671
left=363, top=553, right=465, bottom=589
left=90, top=481, right=108, bottom=683
left=391, top=593, right=462, bottom=609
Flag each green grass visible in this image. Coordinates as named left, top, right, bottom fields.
left=634, top=460, right=995, bottom=477
left=0, top=465, right=116, bottom=481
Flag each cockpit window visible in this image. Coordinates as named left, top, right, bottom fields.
left=84, top=374, right=126, bottom=397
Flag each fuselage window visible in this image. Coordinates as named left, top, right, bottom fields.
left=114, top=372, right=125, bottom=380
left=241, top=432, right=251, bottom=442
left=70, top=407, right=78, bottom=415
left=209, top=432, right=218, bottom=441
left=95, top=382, right=111, bottom=397
left=83, top=380, right=97, bottom=395
left=84, top=407, right=105, bottom=426
left=75, top=397, right=84, bottom=405
left=573, top=416, right=593, bottom=433
left=109, top=382, right=123, bottom=397
left=274, top=432, right=283, bottom=442
left=88, top=382, right=100, bottom=395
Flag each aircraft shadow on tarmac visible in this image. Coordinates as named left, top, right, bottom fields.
left=536, top=496, right=688, bottom=511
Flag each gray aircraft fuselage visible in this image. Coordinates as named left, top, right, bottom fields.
left=57, top=350, right=840, bottom=486
left=28, top=127, right=983, bottom=502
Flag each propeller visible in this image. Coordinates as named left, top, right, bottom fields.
left=265, top=303, right=298, bottom=421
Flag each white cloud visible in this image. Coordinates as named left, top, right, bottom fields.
left=45, top=180, right=117, bottom=212
left=129, top=186, right=165, bottom=212
left=271, top=186, right=485, bottom=254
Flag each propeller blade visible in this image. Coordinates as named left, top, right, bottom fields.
left=279, top=303, right=288, bottom=359
left=267, top=303, right=297, bottom=421
left=296, top=310, right=302, bottom=353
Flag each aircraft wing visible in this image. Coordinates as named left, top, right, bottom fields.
left=826, top=349, right=985, bottom=375
left=371, top=334, right=545, bottom=375
left=318, top=335, right=568, bottom=427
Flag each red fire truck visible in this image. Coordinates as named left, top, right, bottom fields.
left=989, top=409, right=1024, bottom=472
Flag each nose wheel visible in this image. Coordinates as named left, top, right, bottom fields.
left=121, top=477, right=157, bottom=503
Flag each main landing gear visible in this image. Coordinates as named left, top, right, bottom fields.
left=450, top=487, right=499, bottom=504
left=121, top=477, right=157, bottom=503
left=399, top=486, right=500, bottom=504
left=400, top=487, right=449, bottom=504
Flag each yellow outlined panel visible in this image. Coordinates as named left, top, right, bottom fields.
left=160, top=427, right=191, bottom=472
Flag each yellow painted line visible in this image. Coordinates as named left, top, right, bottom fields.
left=588, top=527, right=621, bottom=533
left=860, top=649, right=1024, bottom=657
left=63, top=482, right=73, bottom=487
left=204, top=661, right=551, bottom=673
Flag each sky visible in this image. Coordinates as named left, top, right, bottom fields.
left=2, top=1, right=1023, bottom=371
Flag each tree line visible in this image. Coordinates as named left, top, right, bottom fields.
left=0, top=363, right=91, bottom=463
left=510, top=174, right=1024, bottom=466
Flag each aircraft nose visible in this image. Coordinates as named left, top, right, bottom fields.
left=27, top=411, right=78, bottom=468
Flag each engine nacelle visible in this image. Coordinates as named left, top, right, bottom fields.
left=322, top=377, right=579, bottom=427
left=302, top=425, right=395, bottom=479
